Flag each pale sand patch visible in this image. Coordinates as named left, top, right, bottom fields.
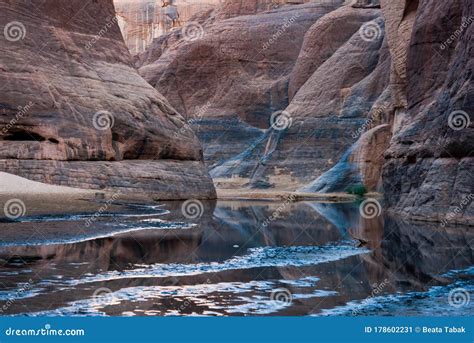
left=0, top=172, right=94, bottom=195
left=216, top=188, right=362, bottom=202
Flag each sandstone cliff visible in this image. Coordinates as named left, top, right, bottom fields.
left=0, top=0, right=216, bottom=199
left=136, top=0, right=386, bottom=189
left=380, top=0, right=473, bottom=223
left=135, top=0, right=472, bottom=222
left=299, top=0, right=473, bottom=223
left=137, top=0, right=347, bottom=172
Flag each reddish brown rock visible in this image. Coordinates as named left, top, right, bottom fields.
left=351, top=124, right=391, bottom=190
left=300, top=0, right=473, bottom=223
left=135, top=0, right=472, bottom=222
left=289, top=4, right=381, bottom=99
left=137, top=1, right=346, bottom=169
left=210, top=4, right=390, bottom=191
left=379, top=0, right=418, bottom=107
left=138, top=1, right=343, bottom=124
left=0, top=0, right=215, bottom=199
left=213, top=0, right=298, bottom=19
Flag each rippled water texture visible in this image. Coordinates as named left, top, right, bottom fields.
left=0, top=198, right=472, bottom=316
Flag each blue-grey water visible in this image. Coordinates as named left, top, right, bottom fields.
left=0, top=198, right=472, bottom=316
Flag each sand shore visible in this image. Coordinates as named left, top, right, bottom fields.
left=216, top=189, right=365, bottom=202
left=0, top=172, right=372, bottom=204
left=0, top=172, right=95, bottom=196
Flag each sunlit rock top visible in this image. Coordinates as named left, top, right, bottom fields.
left=114, top=0, right=223, bottom=55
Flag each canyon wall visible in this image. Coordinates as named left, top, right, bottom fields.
left=380, top=0, right=473, bottom=223
left=0, top=0, right=216, bottom=199
left=136, top=0, right=387, bottom=190
left=137, top=0, right=472, bottom=222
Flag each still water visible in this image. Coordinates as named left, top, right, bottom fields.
left=0, top=198, right=472, bottom=316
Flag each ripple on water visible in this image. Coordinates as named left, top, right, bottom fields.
left=0, top=219, right=195, bottom=247
left=60, top=243, right=368, bottom=286
left=1, top=204, right=170, bottom=223
left=26, top=278, right=339, bottom=316
left=12, top=243, right=365, bottom=316
left=316, top=268, right=474, bottom=317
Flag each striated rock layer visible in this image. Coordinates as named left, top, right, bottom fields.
left=0, top=0, right=216, bottom=199
left=137, top=0, right=472, bottom=222
left=380, top=0, right=473, bottom=222
left=302, top=0, right=473, bottom=223
left=137, top=0, right=386, bottom=189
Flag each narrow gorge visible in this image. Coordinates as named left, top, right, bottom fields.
left=0, top=0, right=472, bottom=320
left=130, top=0, right=472, bottom=223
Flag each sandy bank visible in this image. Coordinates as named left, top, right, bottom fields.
left=0, top=172, right=95, bottom=196
left=216, top=189, right=371, bottom=202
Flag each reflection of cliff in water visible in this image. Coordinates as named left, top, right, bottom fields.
left=378, top=217, right=473, bottom=287
left=0, top=200, right=472, bottom=316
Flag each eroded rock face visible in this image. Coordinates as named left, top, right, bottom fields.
left=380, top=0, right=473, bottom=223
left=137, top=0, right=354, bottom=173
left=0, top=0, right=216, bottom=199
left=213, top=0, right=307, bottom=19
left=302, top=124, right=391, bottom=193
left=288, top=4, right=382, bottom=99
left=136, top=0, right=472, bottom=222
left=352, top=0, right=380, bottom=9
left=137, top=1, right=394, bottom=191
left=304, top=0, right=473, bottom=222
left=138, top=1, right=344, bottom=125
left=208, top=3, right=389, bottom=190
left=379, top=0, right=418, bottom=107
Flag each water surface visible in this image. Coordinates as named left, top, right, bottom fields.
left=0, top=198, right=472, bottom=316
